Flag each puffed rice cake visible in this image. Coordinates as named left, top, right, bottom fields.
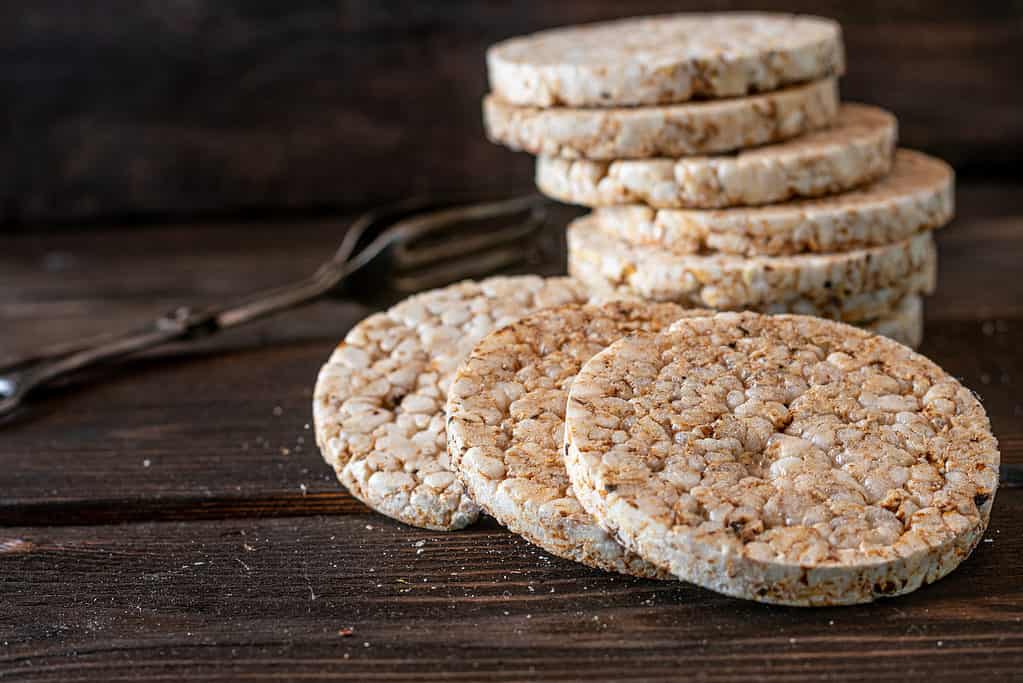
left=447, top=301, right=708, bottom=577
left=488, top=13, right=843, bottom=107
left=563, top=311, right=999, bottom=605
left=536, top=104, right=895, bottom=209
left=568, top=214, right=936, bottom=315
left=584, top=276, right=924, bottom=347
left=574, top=244, right=935, bottom=327
left=313, top=275, right=587, bottom=530
left=587, top=150, right=953, bottom=257
left=865, top=295, right=924, bottom=350
left=484, top=79, right=838, bottom=160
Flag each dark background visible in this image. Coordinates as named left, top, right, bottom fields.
left=2, top=0, right=1021, bottom=229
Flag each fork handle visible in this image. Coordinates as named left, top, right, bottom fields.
left=0, top=265, right=345, bottom=418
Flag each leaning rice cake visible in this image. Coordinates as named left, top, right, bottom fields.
left=447, top=301, right=706, bottom=576
left=313, top=275, right=586, bottom=530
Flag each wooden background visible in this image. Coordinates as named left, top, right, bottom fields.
left=1, top=0, right=1021, bottom=228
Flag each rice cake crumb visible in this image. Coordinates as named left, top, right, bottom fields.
left=564, top=312, right=999, bottom=605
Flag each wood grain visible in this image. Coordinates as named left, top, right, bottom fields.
left=1, top=1, right=1021, bottom=225
left=0, top=313, right=1020, bottom=529
left=1, top=184, right=1021, bottom=527
left=1, top=490, right=1021, bottom=682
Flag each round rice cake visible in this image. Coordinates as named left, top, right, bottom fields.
left=488, top=13, right=843, bottom=107
left=590, top=150, right=953, bottom=256
left=313, top=275, right=587, bottom=530
left=484, top=79, right=838, bottom=160
left=576, top=255, right=935, bottom=326
left=536, top=104, right=895, bottom=209
left=568, top=213, right=936, bottom=315
left=563, top=311, right=999, bottom=605
left=585, top=290, right=928, bottom=349
left=447, top=301, right=707, bottom=577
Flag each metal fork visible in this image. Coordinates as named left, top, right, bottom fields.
left=0, top=194, right=551, bottom=419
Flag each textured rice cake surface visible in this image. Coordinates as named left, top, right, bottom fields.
left=576, top=253, right=935, bottom=326
left=537, top=104, right=895, bottom=209
left=585, top=290, right=928, bottom=349
left=590, top=150, right=952, bottom=256
left=568, top=213, right=936, bottom=315
left=564, top=312, right=999, bottom=605
left=484, top=79, right=838, bottom=160
left=313, top=275, right=587, bottom=530
left=488, top=13, right=843, bottom=107
left=447, top=301, right=707, bottom=576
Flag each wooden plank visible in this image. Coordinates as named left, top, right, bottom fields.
left=0, top=186, right=1021, bottom=524
left=1, top=490, right=1021, bottom=682
left=0, top=1, right=1020, bottom=225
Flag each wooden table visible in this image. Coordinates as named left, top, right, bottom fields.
left=2, top=183, right=1022, bottom=681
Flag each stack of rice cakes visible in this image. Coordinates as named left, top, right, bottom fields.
left=484, top=12, right=955, bottom=348
left=314, top=13, right=995, bottom=607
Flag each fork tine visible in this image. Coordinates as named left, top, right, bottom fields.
left=386, top=195, right=545, bottom=240
left=389, top=245, right=532, bottom=294
left=391, top=206, right=547, bottom=270
left=331, top=193, right=556, bottom=306
left=327, top=194, right=452, bottom=266
left=333, top=195, right=544, bottom=260
left=392, top=194, right=546, bottom=233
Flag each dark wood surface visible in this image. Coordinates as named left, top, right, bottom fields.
left=2, top=1, right=1022, bottom=227
left=1, top=180, right=1022, bottom=681
left=2, top=501, right=1019, bottom=682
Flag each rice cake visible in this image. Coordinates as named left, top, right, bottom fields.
left=488, top=13, right=843, bottom=107
left=585, top=282, right=928, bottom=347
left=447, top=301, right=705, bottom=576
left=484, top=79, right=838, bottom=160
left=589, top=150, right=953, bottom=256
left=536, top=104, right=895, bottom=209
left=575, top=250, right=935, bottom=327
left=865, top=295, right=924, bottom=350
left=563, top=311, right=999, bottom=605
left=568, top=214, right=936, bottom=315
left=313, top=275, right=587, bottom=530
